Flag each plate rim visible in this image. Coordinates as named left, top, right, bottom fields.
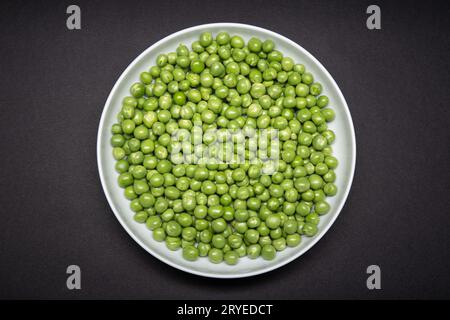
left=97, top=22, right=356, bottom=278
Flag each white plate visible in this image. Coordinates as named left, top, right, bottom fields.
left=97, top=23, right=356, bottom=278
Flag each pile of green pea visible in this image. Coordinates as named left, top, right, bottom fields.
left=110, top=31, right=338, bottom=265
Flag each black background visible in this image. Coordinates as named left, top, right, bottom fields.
left=0, top=0, right=449, bottom=299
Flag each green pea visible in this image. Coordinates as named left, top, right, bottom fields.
left=182, top=227, right=197, bottom=242
left=165, top=236, right=181, bottom=251
left=272, top=238, right=286, bottom=251
left=309, top=174, right=324, bottom=190
left=310, top=83, right=322, bottom=96
left=247, top=244, right=261, bottom=259
left=182, top=245, right=199, bottom=261
left=177, top=213, right=193, bottom=227
left=208, top=248, right=224, bottom=263
left=211, top=234, right=226, bottom=249
left=154, top=197, right=168, bottom=214
left=324, top=183, right=338, bottom=196
left=315, top=200, right=330, bottom=215
left=134, top=211, right=148, bottom=223
left=166, top=220, right=182, bottom=237
left=146, top=216, right=162, bottom=230
left=306, top=212, right=320, bottom=225
left=261, top=244, right=276, bottom=260
left=286, top=234, right=301, bottom=247
left=244, top=229, right=260, bottom=244
left=153, top=227, right=166, bottom=242
left=200, top=229, right=213, bottom=243
left=224, top=250, right=239, bottom=265
left=233, top=221, right=248, bottom=234
left=266, top=214, right=281, bottom=229
left=226, top=234, right=242, bottom=249
left=303, top=223, right=318, bottom=237
left=211, top=218, right=227, bottom=233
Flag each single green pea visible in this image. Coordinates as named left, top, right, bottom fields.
left=181, top=227, right=197, bottom=242
left=118, top=172, right=133, bottom=188
left=244, top=229, right=260, bottom=244
left=267, top=198, right=280, bottom=211
left=130, top=198, right=143, bottom=212
left=207, top=205, right=223, bottom=219
left=317, top=95, right=329, bottom=108
left=121, top=119, right=135, bottom=135
left=309, top=174, right=324, bottom=190
left=272, top=238, right=286, bottom=251
left=286, top=234, right=301, bottom=247
left=134, top=211, right=148, bottom=223
left=224, top=250, right=239, bottom=265
left=197, top=242, right=211, bottom=257
left=209, top=61, right=224, bottom=77
left=182, top=245, right=199, bottom=261
left=250, top=83, right=266, bottom=98
left=146, top=216, right=162, bottom=230
left=124, top=186, right=137, bottom=200
left=208, top=248, right=224, bottom=263
left=233, top=221, right=248, bottom=234
left=110, top=134, right=125, bottom=147
left=164, top=186, right=180, bottom=200
left=139, top=192, right=155, bottom=208
left=309, top=82, right=322, bottom=96
left=227, top=234, right=243, bottom=249
left=216, top=32, right=230, bottom=45
left=177, top=213, right=193, bottom=227
left=154, top=197, right=169, bottom=214
left=232, top=168, right=246, bottom=182
left=306, top=212, right=320, bottom=225
left=303, top=223, right=318, bottom=237
left=166, top=220, right=182, bottom=237
left=112, top=147, right=125, bottom=160
left=149, top=173, right=164, bottom=187
left=312, top=134, right=327, bottom=151
left=199, top=32, right=213, bottom=47
left=261, top=39, right=274, bottom=53
left=211, top=218, right=227, bottom=233
left=165, top=236, right=181, bottom=251
left=246, top=244, right=261, bottom=259
left=222, top=206, right=235, bottom=220
left=266, top=214, right=281, bottom=229
left=130, top=82, right=145, bottom=98
left=212, top=234, right=226, bottom=249
left=302, top=72, right=314, bottom=84
left=315, top=200, right=330, bottom=215
left=115, top=159, right=129, bottom=174
left=258, top=235, right=272, bottom=246
left=156, top=160, right=172, bottom=174
left=315, top=162, right=329, bottom=176
left=201, top=181, right=217, bottom=195
left=199, top=229, right=213, bottom=243
left=261, top=244, right=276, bottom=260
left=324, top=155, right=338, bottom=169
left=301, top=189, right=315, bottom=202
left=150, top=227, right=165, bottom=242
left=323, top=169, right=336, bottom=183
left=190, top=59, right=205, bottom=73
left=270, top=227, right=283, bottom=240
left=229, top=35, right=244, bottom=48
left=283, top=219, right=298, bottom=234
left=324, top=183, right=338, bottom=196
left=111, top=123, right=123, bottom=135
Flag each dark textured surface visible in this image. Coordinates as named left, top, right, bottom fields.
left=0, top=0, right=449, bottom=299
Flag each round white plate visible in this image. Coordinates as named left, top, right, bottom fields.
left=97, top=23, right=356, bottom=278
